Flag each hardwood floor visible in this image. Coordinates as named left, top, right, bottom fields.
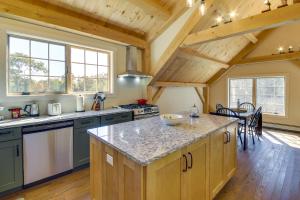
left=215, top=129, right=300, bottom=200
left=1, top=129, right=300, bottom=200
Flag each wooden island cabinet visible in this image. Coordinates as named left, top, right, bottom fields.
left=89, top=118, right=237, bottom=200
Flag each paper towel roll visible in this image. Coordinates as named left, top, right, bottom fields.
left=76, top=95, right=85, bottom=112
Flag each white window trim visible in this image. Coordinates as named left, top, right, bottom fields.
left=69, top=45, right=113, bottom=95
left=227, top=75, right=288, bottom=118
left=5, top=32, right=116, bottom=96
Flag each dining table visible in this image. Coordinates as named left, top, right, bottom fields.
left=210, top=109, right=262, bottom=150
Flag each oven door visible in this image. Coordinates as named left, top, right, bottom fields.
left=134, top=113, right=160, bottom=120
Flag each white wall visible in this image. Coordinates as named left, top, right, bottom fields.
left=209, top=23, right=300, bottom=127
left=156, top=87, right=203, bottom=114
left=0, top=17, right=145, bottom=118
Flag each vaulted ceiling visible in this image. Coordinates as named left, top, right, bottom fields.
left=42, top=0, right=180, bottom=39
left=1, top=0, right=299, bottom=86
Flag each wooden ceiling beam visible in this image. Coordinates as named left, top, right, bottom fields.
left=194, top=87, right=205, bottom=105
left=178, top=48, right=229, bottom=68
left=0, top=0, right=147, bottom=48
left=236, top=51, right=300, bottom=65
left=244, top=33, right=258, bottom=44
left=152, top=87, right=165, bottom=104
left=154, top=81, right=207, bottom=88
left=127, top=0, right=171, bottom=19
left=207, top=29, right=275, bottom=84
left=149, top=0, right=216, bottom=85
left=183, top=3, right=300, bottom=46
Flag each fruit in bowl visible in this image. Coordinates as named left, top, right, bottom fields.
left=160, top=114, right=185, bottom=126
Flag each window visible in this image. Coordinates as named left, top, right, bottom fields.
left=71, top=47, right=111, bottom=93
left=228, top=76, right=286, bottom=116
left=229, top=78, right=253, bottom=108
left=8, top=36, right=66, bottom=94
left=257, top=77, right=285, bottom=116
left=7, top=34, right=113, bottom=95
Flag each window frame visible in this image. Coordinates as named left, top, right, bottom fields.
left=256, top=76, right=286, bottom=116
left=70, top=45, right=113, bottom=94
left=6, top=34, right=114, bottom=96
left=7, top=34, right=68, bottom=95
left=228, top=78, right=254, bottom=108
left=228, top=76, right=287, bottom=117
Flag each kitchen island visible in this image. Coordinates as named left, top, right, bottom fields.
left=88, top=114, right=239, bottom=200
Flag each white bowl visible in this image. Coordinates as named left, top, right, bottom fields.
left=160, top=114, right=185, bottom=126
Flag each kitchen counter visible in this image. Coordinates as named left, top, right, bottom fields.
left=0, top=108, right=131, bottom=129
left=88, top=113, right=238, bottom=166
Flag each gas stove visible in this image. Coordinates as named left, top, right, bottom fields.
left=118, top=104, right=159, bottom=120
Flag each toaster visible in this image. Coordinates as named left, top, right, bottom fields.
left=48, top=103, right=62, bottom=116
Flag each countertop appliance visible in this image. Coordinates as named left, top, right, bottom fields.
left=0, top=106, right=4, bottom=121
left=48, top=103, right=62, bottom=116
left=8, top=107, right=22, bottom=119
left=24, top=103, right=39, bottom=117
left=118, top=104, right=159, bottom=120
left=22, top=121, right=74, bottom=187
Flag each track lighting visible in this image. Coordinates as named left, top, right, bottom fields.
left=186, top=0, right=194, bottom=8
left=199, top=0, right=206, bottom=16
left=262, top=0, right=271, bottom=13
left=278, top=46, right=284, bottom=54
left=278, top=0, right=288, bottom=8
left=225, top=11, right=237, bottom=23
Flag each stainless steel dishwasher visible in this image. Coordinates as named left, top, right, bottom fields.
left=22, top=121, right=74, bottom=187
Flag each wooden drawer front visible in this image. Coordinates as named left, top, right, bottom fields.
left=0, top=128, right=21, bottom=142
left=74, top=117, right=100, bottom=129
left=101, top=112, right=132, bottom=126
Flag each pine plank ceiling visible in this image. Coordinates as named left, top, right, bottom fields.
left=43, top=0, right=177, bottom=36
left=42, top=0, right=295, bottom=84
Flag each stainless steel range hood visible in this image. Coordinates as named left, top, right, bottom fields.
left=118, top=46, right=152, bottom=78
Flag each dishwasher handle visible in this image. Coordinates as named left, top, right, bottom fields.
left=22, top=121, right=74, bottom=134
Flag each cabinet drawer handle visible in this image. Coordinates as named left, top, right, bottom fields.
left=81, top=121, right=91, bottom=125
left=16, top=145, right=19, bottom=157
left=105, top=117, right=114, bottom=121
left=226, top=131, right=231, bottom=143
left=183, top=154, right=188, bottom=172
left=0, top=131, right=12, bottom=135
left=188, top=152, right=193, bottom=169
left=224, top=132, right=229, bottom=144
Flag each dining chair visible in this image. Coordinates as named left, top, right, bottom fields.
left=248, top=106, right=262, bottom=144
left=240, top=102, right=255, bottom=112
left=216, top=104, right=224, bottom=111
left=216, top=108, right=243, bottom=145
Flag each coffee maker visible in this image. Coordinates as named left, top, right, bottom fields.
left=24, top=103, right=40, bottom=117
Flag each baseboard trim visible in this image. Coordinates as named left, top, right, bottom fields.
left=263, top=123, right=300, bottom=133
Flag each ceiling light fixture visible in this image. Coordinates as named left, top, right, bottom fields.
left=262, top=0, right=271, bottom=13
left=225, top=11, right=237, bottom=23
left=278, top=46, right=284, bottom=54
left=186, top=0, right=194, bottom=8
left=212, top=16, right=223, bottom=27
left=216, top=16, right=223, bottom=24
left=278, top=0, right=288, bottom=8
left=199, top=0, right=206, bottom=16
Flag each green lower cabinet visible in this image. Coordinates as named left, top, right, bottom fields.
left=73, top=112, right=133, bottom=168
left=73, top=128, right=90, bottom=168
left=0, top=139, right=23, bottom=193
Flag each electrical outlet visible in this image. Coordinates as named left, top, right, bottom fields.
left=106, top=154, right=113, bottom=166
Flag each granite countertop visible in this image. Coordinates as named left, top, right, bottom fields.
left=0, top=108, right=131, bottom=129
left=88, top=114, right=238, bottom=166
